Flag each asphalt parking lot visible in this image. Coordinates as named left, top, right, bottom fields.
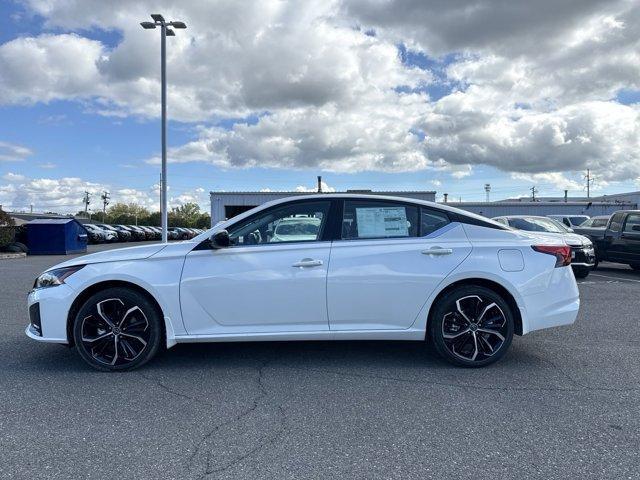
left=1, top=243, right=639, bottom=479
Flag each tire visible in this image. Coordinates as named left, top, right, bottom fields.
left=72, top=287, right=163, bottom=371
left=11, top=241, right=28, bottom=253
left=629, top=264, right=640, bottom=272
left=429, top=285, right=514, bottom=367
left=572, top=266, right=590, bottom=278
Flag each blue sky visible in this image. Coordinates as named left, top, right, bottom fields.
left=1, top=0, right=640, bottom=213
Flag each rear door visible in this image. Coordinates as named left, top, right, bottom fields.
left=327, top=200, right=472, bottom=330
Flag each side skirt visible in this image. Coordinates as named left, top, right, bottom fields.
left=173, top=328, right=425, bottom=344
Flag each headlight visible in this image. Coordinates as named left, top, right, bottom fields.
left=33, top=265, right=85, bottom=289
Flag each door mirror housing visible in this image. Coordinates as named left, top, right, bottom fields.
left=210, top=230, right=230, bottom=249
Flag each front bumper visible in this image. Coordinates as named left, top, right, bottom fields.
left=25, top=285, right=74, bottom=344
left=570, top=245, right=595, bottom=267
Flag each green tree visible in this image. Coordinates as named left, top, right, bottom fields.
left=106, top=203, right=150, bottom=225
left=169, top=203, right=202, bottom=227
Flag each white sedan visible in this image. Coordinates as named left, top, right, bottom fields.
left=26, top=194, right=580, bottom=371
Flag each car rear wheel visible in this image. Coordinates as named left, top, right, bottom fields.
left=429, top=286, right=514, bottom=367
left=72, top=287, right=162, bottom=371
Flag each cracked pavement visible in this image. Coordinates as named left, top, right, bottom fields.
left=1, top=243, right=639, bottom=479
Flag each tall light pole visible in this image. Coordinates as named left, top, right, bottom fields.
left=141, top=14, right=187, bottom=243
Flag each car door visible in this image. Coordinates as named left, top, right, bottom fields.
left=604, top=213, right=625, bottom=261
left=327, top=200, right=472, bottom=331
left=180, top=200, right=333, bottom=335
left=620, top=213, right=640, bottom=262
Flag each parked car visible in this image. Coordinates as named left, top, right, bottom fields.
left=127, top=225, right=151, bottom=240
left=493, top=215, right=594, bottom=278
left=28, top=194, right=580, bottom=371
left=116, top=225, right=145, bottom=241
left=98, top=224, right=131, bottom=242
left=139, top=226, right=160, bottom=240
left=572, top=215, right=610, bottom=238
left=580, top=210, right=640, bottom=270
left=82, top=224, right=108, bottom=244
left=547, top=215, right=590, bottom=228
left=169, top=227, right=191, bottom=240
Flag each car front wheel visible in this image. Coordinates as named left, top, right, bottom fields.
left=429, top=286, right=514, bottom=367
left=72, top=287, right=163, bottom=371
left=572, top=266, right=591, bottom=278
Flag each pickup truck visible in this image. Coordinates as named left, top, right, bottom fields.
left=579, top=210, right=640, bottom=270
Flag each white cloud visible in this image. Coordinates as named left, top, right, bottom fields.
left=1, top=0, right=640, bottom=185
left=0, top=141, right=33, bottom=161
left=0, top=173, right=208, bottom=213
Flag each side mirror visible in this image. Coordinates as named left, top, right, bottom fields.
left=210, top=230, right=230, bottom=249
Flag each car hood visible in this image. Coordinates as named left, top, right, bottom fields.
left=48, top=243, right=170, bottom=270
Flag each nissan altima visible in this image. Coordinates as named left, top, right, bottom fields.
left=26, top=194, right=580, bottom=371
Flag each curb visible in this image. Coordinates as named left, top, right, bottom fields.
left=0, top=252, right=26, bottom=259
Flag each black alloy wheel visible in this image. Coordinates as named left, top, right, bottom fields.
left=73, top=287, right=162, bottom=371
left=429, top=286, right=514, bottom=367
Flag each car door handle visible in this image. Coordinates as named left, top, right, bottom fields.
left=422, top=247, right=453, bottom=256
left=292, top=258, right=324, bottom=268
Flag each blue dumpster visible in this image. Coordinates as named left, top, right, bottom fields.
left=27, top=219, right=88, bottom=255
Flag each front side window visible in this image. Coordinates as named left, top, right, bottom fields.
left=227, top=201, right=330, bottom=245
left=609, top=213, right=624, bottom=232
left=342, top=200, right=418, bottom=239
left=623, top=214, right=640, bottom=234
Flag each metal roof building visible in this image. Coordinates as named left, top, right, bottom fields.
left=209, top=190, right=636, bottom=225
left=209, top=190, right=436, bottom=224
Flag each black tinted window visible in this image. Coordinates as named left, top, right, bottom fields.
left=420, top=208, right=450, bottom=236
left=609, top=213, right=624, bottom=232
left=342, top=200, right=418, bottom=239
left=623, top=214, right=640, bottom=233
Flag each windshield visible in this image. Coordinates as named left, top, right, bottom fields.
left=568, top=216, right=589, bottom=226
left=509, top=217, right=566, bottom=233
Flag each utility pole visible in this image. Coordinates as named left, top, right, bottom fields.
left=101, top=191, right=110, bottom=222
left=82, top=191, right=91, bottom=215
left=141, top=14, right=187, bottom=243
left=317, top=176, right=322, bottom=193
left=530, top=186, right=538, bottom=201
left=564, top=189, right=568, bottom=203
left=584, top=169, right=595, bottom=198
left=484, top=183, right=491, bottom=202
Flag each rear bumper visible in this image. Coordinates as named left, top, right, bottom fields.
left=520, top=266, right=580, bottom=334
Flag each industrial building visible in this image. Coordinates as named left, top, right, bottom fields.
left=209, top=189, right=637, bottom=225
left=210, top=190, right=437, bottom=224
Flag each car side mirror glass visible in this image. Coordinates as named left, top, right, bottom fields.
left=210, top=230, right=230, bottom=249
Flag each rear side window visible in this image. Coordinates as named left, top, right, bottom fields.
left=609, top=213, right=624, bottom=232
left=420, top=208, right=450, bottom=236
left=623, top=214, right=640, bottom=233
left=342, top=200, right=418, bottom=239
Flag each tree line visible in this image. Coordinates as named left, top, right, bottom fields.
left=77, top=202, right=211, bottom=229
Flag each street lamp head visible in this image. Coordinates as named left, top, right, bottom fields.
left=151, top=14, right=165, bottom=22
left=170, top=21, right=187, bottom=29
left=140, top=21, right=156, bottom=29
left=166, top=28, right=176, bottom=36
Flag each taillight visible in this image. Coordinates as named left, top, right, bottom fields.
left=532, top=245, right=571, bottom=267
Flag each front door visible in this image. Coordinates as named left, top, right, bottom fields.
left=327, top=200, right=472, bottom=330
left=180, top=200, right=332, bottom=335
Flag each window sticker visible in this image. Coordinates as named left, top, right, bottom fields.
left=355, top=207, right=408, bottom=238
